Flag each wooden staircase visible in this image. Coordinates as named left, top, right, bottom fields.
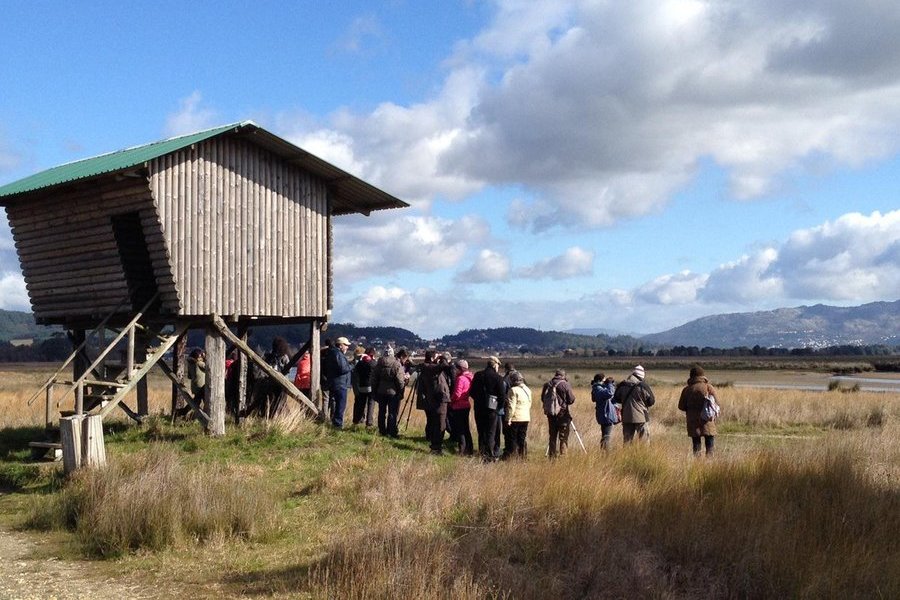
left=26, top=293, right=197, bottom=459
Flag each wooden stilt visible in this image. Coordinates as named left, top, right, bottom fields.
left=205, top=325, right=226, bottom=436
left=310, top=320, right=321, bottom=414
left=81, top=415, right=106, bottom=468
left=171, top=332, right=187, bottom=417
left=236, top=325, right=249, bottom=423
left=60, top=415, right=84, bottom=474
left=136, top=332, right=148, bottom=417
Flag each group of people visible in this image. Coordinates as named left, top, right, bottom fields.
left=191, top=336, right=721, bottom=458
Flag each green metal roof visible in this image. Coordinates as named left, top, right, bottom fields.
left=0, top=122, right=246, bottom=199
left=0, top=120, right=407, bottom=215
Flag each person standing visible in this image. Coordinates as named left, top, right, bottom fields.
left=613, top=365, right=655, bottom=444
left=323, top=336, right=352, bottom=428
left=370, top=346, right=406, bottom=437
left=591, top=373, right=617, bottom=450
left=505, top=371, right=532, bottom=458
left=187, top=348, right=207, bottom=411
left=542, top=369, right=576, bottom=458
left=421, top=351, right=452, bottom=454
left=448, top=359, right=474, bottom=455
left=469, top=356, right=505, bottom=462
left=351, top=347, right=375, bottom=427
left=678, top=365, right=720, bottom=456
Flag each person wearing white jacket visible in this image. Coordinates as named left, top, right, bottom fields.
left=504, top=371, right=532, bottom=458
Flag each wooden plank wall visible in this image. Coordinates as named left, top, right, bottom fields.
left=149, top=136, right=329, bottom=318
left=6, top=178, right=179, bottom=323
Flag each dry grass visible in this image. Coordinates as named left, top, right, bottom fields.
left=25, top=446, right=281, bottom=557
left=1, top=362, right=898, bottom=598
left=297, top=430, right=900, bottom=599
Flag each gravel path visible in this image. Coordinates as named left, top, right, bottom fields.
left=0, top=527, right=154, bottom=600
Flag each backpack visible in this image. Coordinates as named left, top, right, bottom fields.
left=542, top=380, right=563, bottom=416
left=701, top=394, right=721, bottom=422
left=604, top=398, right=621, bottom=425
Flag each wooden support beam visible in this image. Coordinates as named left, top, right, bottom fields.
left=236, top=326, right=249, bottom=423
left=154, top=360, right=210, bottom=427
left=205, top=326, right=226, bottom=436
left=82, top=415, right=106, bottom=468
left=210, top=315, right=319, bottom=415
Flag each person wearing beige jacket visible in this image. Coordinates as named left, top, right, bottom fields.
left=505, top=371, right=532, bottom=458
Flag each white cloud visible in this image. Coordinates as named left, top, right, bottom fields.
left=701, top=248, right=782, bottom=303
left=0, top=272, right=29, bottom=311
left=333, top=213, right=490, bottom=282
left=516, top=246, right=594, bottom=280
left=455, top=249, right=511, bottom=283
left=635, top=271, right=708, bottom=305
left=279, top=0, right=900, bottom=228
left=164, top=91, right=219, bottom=137
left=773, top=210, right=900, bottom=300
left=334, top=209, right=900, bottom=337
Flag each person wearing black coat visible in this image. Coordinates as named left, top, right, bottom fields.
left=469, top=356, right=505, bottom=462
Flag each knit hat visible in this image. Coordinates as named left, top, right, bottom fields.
left=689, top=365, right=705, bottom=379
left=633, top=365, right=645, bottom=380
left=456, top=359, right=469, bottom=370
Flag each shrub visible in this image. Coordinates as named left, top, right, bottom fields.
left=827, top=380, right=842, bottom=392
left=25, top=446, right=281, bottom=556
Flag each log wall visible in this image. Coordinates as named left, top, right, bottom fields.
left=149, top=136, right=329, bottom=317
left=6, top=178, right=179, bottom=323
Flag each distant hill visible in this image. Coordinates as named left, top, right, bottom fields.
left=438, top=327, right=643, bottom=354
left=641, top=300, right=900, bottom=349
left=0, top=309, right=62, bottom=342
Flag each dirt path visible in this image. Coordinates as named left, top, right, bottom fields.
left=0, top=527, right=154, bottom=600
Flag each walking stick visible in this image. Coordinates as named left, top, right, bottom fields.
left=570, top=418, right=588, bottom=454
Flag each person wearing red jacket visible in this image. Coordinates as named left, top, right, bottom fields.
left=448, top=360, right=474, bottom=455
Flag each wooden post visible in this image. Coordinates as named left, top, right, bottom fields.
left=171, top=332, right=187, bottom=416
left=72, top=329, right=86, bottom=415
left=310, top=320, right=321, bottom=413
left=45, top=383, right=54, bottom=430
left=236, top=326, right=249, bottom=422
left=126, top=326, right=135, bottom=378
left=136, top=332, right=148, bottom=417
left=81, top=415, right=106, bottom=468
left=60, top=415, right=84, bottom=474
left=205, top=325, right=226, bottom=436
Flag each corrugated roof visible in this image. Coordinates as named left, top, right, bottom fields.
left=0, top=121, right=408, bottom=215
left=0, top=123, right=240, bottom=198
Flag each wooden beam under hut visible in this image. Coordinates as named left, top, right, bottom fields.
left=211, top=315, right=320, bottom=427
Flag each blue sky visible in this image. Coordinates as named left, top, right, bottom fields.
left=2, top=1, right=899, bottom=338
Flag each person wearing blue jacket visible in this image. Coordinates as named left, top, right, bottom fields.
left=323, top=336, right=352, bottom=428
left=591, top=373, right=618, bottom=450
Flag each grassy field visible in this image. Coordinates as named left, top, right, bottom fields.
left=0, top=361, right=898, bottom=598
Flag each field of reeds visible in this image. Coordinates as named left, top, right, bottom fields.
left=0, top=361, right=898, bottom=599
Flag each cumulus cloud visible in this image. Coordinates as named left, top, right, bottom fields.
left=333, top=212, right=490, bottom=281
left=701, top=248, right=782, bottom=303
left=516, top=246, right=594, bottom=280
left=0, top=272, right=29, bottom=311
left=773, top=210, right=900, bottom=300
left=281, top=0, right=900, bottom=228
left=164, top=92, right=219, bottom=137
left=455, top=249, right=511, bottom=283
left=635, top=271, right=708, bottom=305
left=335, top=210, right=900, bottom=336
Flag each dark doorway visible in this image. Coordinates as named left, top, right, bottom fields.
left=111, top=212, right=159, bottom=312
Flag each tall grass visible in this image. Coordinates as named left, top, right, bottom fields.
left=25, top=446, right=281, bottom=556
left=302, top=438, right=900, bottom=599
